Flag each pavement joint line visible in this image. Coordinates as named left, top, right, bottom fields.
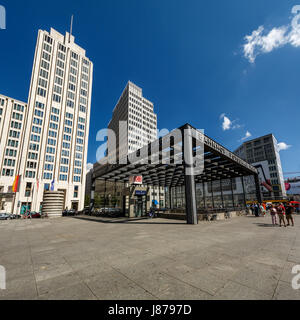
left=219, top=279, right=272, bottom=298
left=27, top=224, right=39, bottom=299
left=271, top=231, right=298, bottom=300
left=109, top=265, right=161, bottom=300
left=159, top=271, right=214, bottom=297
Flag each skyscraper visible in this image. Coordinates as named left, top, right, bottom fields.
left=107, top=81, right=157, bottom=161
left=235, top=134, right=286, bottom=199
left=104, top=81, right=163, bottom=214
left=0, top=27, right=93, bottom=214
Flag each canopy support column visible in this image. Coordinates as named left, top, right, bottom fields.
left=90, top=178, right=96, bottom=214
left=183, top=125, right=198, bottom=225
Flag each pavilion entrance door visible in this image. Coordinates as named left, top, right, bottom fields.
left=134, top=196, right=147, bottom=217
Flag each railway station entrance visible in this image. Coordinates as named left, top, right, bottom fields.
left=91, top=124, right=261, bottom=225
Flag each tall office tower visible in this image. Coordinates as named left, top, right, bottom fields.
left=105, top=81, right=163, bottom=212
left=235, top=134, right=286, bottom=199
left=107, top=81, right=157, bottom=161
left=0, top=95, right=27, bottom=213
left=14, top=28, right=93, bottom=213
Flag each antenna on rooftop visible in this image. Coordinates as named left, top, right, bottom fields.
left=69, top=14, right=74, bottom=42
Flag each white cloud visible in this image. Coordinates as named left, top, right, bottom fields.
left=243, top=7, right=300, bottom=63
left=221, top=115, right=232, bottom=131
left=277, top=142, right=291, bottom=151
left=86, top=163, right=93, bottom=172
left=240, top=131, right=252, bottom=141
left=220, top=114, right=242, bottom=131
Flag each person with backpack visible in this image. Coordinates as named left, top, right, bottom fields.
left=276, top=203, right=286, bottom=227
left=270, top=204, right=278, bottom=226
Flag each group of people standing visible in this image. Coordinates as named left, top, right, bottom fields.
left=269, top=203, right=295, bottom=227
left=249, top=202, right=295, bottom=227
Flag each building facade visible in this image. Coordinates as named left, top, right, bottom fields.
left=97, top=81, right=164, bottom=216
left=107, top=81, right=157, bottom=160
left=0, top=27, right=93, bottom=214
left=235, top=134, right=286, bottom=199
left=0, top=95, right=28, bottom=213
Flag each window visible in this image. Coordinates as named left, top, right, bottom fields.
left=59, top=174, right=68, bottom=181
left=47, top=138, right=56, bottom=146
left=38, top=78, right=48, bottom=88
left=44, top=164, right=54, bottom=171
left=60, top=166, right=68, bottom=173
left=34, top=109, right=44, bottom=118
left=29, top=143, right=39, bottom=151
left=58, top=52, right=65, bottom=61
left=58, top=43, right=66, bottom=52
left=74, top=186, right=79, bottom=198
left=44, top=35, right=53, bottom=44
left=27, top=161, right=37, bottom=169
left=40, top=69, right=49, bottom=79
left=31, top=134, right=40, bottom=142
left=43, top=43, right=52, bottom=53
left=66, top=112, right=73, bottom=119
left=41, top=60, right=50, bottom=70
left=33, top=118, right=43, bottom=125
left=53, top=94, right=61, bottom=103
left=61, top=150, right=69, bottom=157
left=66, top=100, right=74, bottom=108
left=51, top=107, right=60, bottom=115
left=48, top=130, right=57, bottom=138
left=32, top=126, right=41, bottom=134
left=73, top=176, right=81, bottom=182
left=37, top=87, right=47, bottom=97
left=25, top=183, right=32, bottom=197
left=56, top=68, right=64, bottom=77
left=50, top=122, right=58, bottom=130
left=54, top=85, right=62, bottom=95
left=35, top=101, right=45, bottom=109
left=57, top=60, right=64, bottom=69
left=61, top=158, right=69, bottom=165
left=50, top=115, right=59, bottom=122
left=46, top=147, right=55, bottom=154
left=43, top=172, right=53, bottom=180
left=55, top=76, right=63, bottom=86
left=45, top=155, right=54, bottom=162
left=42, top=51, right=51, bottom=61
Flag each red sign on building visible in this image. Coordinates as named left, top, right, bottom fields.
left=129, top=176, right=143, bottom=185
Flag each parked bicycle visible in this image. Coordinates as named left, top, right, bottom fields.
left=148, top=208, right=157, bottom=219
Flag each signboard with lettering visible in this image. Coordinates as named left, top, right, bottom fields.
left=135, top=190, right=147, bottom=196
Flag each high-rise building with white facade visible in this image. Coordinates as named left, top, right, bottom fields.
left=104, top=81, right=163, bottom=213
left=234, top=134, right=286, bottom=199
left=108, top=81, right=157, bottom=161
left=0, top=27, right=93, bottom=214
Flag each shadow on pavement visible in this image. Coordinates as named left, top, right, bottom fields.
left=254, top=223, right=277, bottom=228
left=71, top=216, right=186, bottom=225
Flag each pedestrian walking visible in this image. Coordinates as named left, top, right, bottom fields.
left=270, top=204, right=278, bottom=226
left=286, top=204, right=295, bottom=227
left=254, top=204, right=260, bottom=217
left=260, top=203, right=266, bottom=216
left=276, top=203, right=286, bottom=227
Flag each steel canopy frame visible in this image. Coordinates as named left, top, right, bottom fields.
left=91, top=124, right=261, bottom=225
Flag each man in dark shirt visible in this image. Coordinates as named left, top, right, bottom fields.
left=286, top=204, right=295, bottom=227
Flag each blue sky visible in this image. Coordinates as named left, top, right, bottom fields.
left=0, top=0, right=299, bottom=176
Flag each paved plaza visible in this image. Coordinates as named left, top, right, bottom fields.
left=0, top=215, right=300, bottom=300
